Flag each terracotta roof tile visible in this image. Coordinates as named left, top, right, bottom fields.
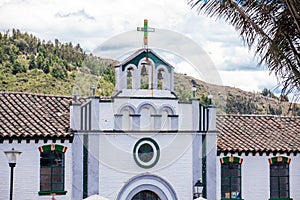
left=217, top=114, right=300, bottom=154
left=0, top=92, right=72, bottom=139
left=2, top=92, right=300, bottom=153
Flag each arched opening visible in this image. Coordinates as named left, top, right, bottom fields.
left=140, top=62, right=149, bottom=89
left=132, top=190, right=161, bottom=200
left=140, top=107, right=154, bottom=130
left=157, top=69, right=164, bottom=90
left=127, top=67, right=133, bottom=89
left=117, top=174, right=178, bottom=200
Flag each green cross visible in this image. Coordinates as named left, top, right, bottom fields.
left=137, top=19, right=155, bottom=47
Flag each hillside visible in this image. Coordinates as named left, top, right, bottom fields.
left=173, top=73, right=297, bottom=116
left=0, top=29, right=116, bottom=96
left=0, top=30, right=298, bottom=115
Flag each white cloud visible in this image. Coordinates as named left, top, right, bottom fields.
left=219, top=70, right=277, bottom=92
left=0, top=0, right=279, bottom=93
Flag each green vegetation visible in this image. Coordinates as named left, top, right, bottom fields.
left=0, top=29, right=115, bottom=96
left=1, top=29, right=299, bottom=116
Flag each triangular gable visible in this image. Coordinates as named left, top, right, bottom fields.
left=116, top=48, right=174, bottom=73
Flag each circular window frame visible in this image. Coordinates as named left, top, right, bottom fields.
left=133, top=138, right=160, bottom=169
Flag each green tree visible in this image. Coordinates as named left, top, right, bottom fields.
left=189, top=1, right=300, bottom=96
left=43, top=59, right=50, bottom=74
left=12, top=61, right=27, bottom=75
left=28, top=55, right=37, bottom=70
left=51, top=65, right=67, bottom=79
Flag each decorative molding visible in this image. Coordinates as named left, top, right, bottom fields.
left=220, top=156, right=243, bottom=164
left=133, top=138, right=160, bottom=169
left=268, top=156, right=291, bottom=164
left=38, top=144, right=67, bottom=153
left=117, top=173, right=178, bottom=200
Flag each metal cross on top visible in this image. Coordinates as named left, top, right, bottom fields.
left=137, top=19, right=155, bottom=48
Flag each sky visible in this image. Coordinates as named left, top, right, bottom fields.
left=0, top=0, right=279, bottom=93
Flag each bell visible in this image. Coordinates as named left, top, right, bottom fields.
left=158, top=70, right=163, bottom=80
left=141, top=64, right=148, bottom=76
left=127, top=70, right=132, bottom=77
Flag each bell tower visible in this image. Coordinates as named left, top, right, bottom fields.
left=114, top=20, right=175, bottom=98
left=70, top=19, right=217, bottom=200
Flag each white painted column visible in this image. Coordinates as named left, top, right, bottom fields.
left=131, top=114, right=141, bottom=130
left=152, top=114, right=162, bottom=130
left=72, top=134, right=84, bottom=200
left=70, top=102, right=81, bottom=130
left=114, top=114, right=122, bottom=130
left=206, top=106, right=217, bottom=200
left=91, top=98, right=100, bottom=130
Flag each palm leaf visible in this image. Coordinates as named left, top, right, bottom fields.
left=189, top=0, right=300, bottom=98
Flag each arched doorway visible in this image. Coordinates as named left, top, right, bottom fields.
left=117, top=174, right=178, bottom=200
left=132, top=190, right=161, bottom=200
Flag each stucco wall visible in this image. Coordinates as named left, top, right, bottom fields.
left=217, top=153, right=300, bottom=200
left=96, top=133, right=194, bottom=200
left=0, top=140, right=72, bottom=200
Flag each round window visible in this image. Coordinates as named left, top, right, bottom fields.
left=133, top=138, right=160, bottom=168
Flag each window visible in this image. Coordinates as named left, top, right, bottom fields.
left=220, top=156, right=243, bottom=199
left=132, top=190, right=160, bottom=200
left=269, top=156, right=291, bottom=200
left=38, top=144, right=67, bottom=195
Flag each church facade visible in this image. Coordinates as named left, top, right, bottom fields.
left=70, top=48, right=218, bottom=200
left=1, top=91, right=300, bottom=200
left=1, top=20, right=300, bottom=200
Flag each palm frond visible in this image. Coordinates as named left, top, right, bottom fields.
left=189, top=0, right=300, bottom=96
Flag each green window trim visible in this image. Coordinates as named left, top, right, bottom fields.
left=38, top=144, right=67, bottom=153
left=269, top=157, right=291, bottom=199
left=39, top=145, right=67, bottom=196
left=38, top=190, right=67, bottom=196
left=220, top=156, right=243, bottom=164
left=133, top=138, right=160, bottom=169
left=268, top=156, right=291, bottom=164
left=221, top=156, right=243, bottom=199
left=221, top=199, right=244, bottom=200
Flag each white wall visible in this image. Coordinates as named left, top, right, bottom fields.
left=97, top=133, right=194, bottom=200
left=217, top=153, right=300, bottom=200
left=0, top=140, right=72, bottom=200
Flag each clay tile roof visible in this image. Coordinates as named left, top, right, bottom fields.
left=0, top=92, right=72, bottom=139
left=217, top=114, right=300, bottom=154
left=2, top=92, right=300, bottom=154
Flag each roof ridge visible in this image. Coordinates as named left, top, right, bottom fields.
left=217, top=114, right=300, bottom=118
left=0, top=91, right=72, bottom=99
